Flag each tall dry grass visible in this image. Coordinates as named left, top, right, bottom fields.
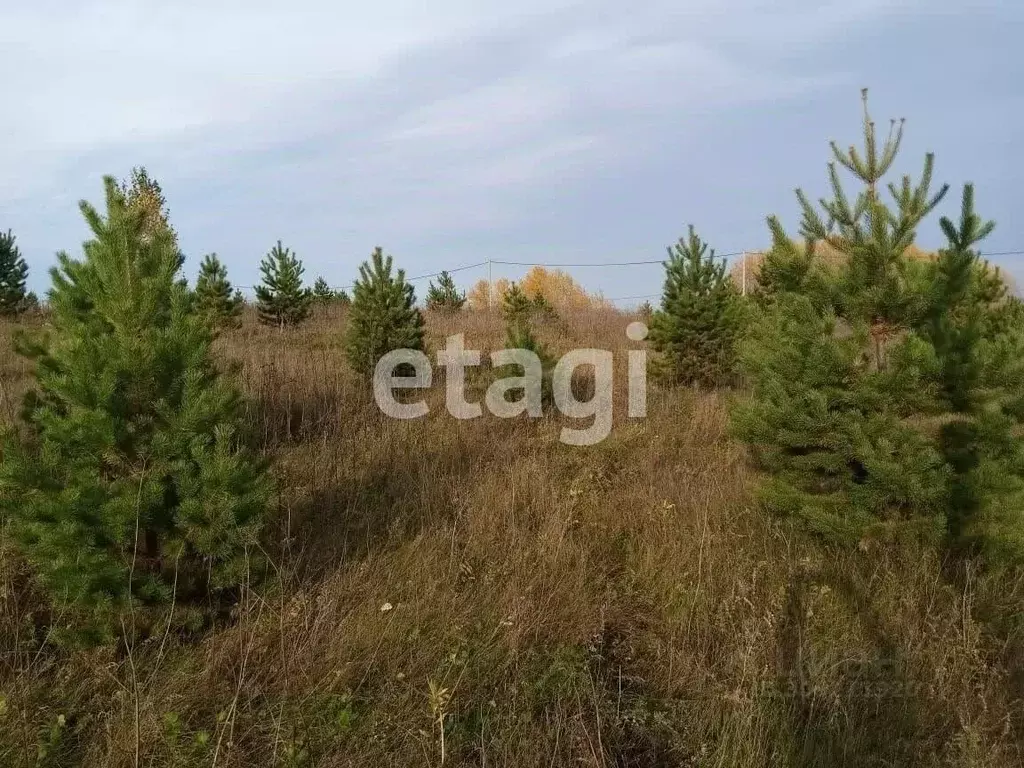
left=0, top=305, right=1022, bottom=767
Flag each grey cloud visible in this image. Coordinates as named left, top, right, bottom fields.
left=7, top=0, right=1004, bottom=300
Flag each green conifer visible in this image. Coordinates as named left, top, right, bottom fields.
left=732, top=90, right=1024, bottom=560
left=502, top=283, right=534, bottom=328
left=255, top=241, right=312, bottom=329
left=313, top=276, right=336, bottom=304
left=425, top=270, right=466, bottom=313
left=922, top=189, right=1024, bottom=560
left=648, top=226, right=743, bottom=388
left=755, top=233, right=824, bottom=302
left=500, top=282, right=554, bottom=403
left=344, top=247, right=425, bottom=376
left=194, top=253, right=243, bottom=329
left=21, top=291, right=40, bottom=314
left=0, top=229, right=29, bottom=316
left=312, top=277, right=350, bottom=308
left=530, top=291, right=559, bottom=322
left=0, top=177, right=272, bottom=642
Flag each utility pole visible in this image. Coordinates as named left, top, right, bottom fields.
left=741, top=251, right=747, bottom=297
left=487, top=259, right=493, bottom=312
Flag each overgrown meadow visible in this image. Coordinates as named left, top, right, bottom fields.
left=1, top=303, right=1022, bottom=766
left=2, top=92, right=1024, bottom=767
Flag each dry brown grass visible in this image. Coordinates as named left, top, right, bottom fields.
left=1, top=305, right=1023, bottom=767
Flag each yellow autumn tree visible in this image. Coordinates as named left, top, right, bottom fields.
left=520, top=267, right=610, bottom=310
left=467, top=277, right=511, bottom=309
left=466, top=268, right=609, bottom=310
left=118, top=166, right=178, bottom=248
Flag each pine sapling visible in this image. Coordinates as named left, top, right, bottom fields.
left=648, top=225, right=742, bottom=388
left=731, top=89, right=1024, bottom=562
left=255, top=241, right=312, bottom=329
left=500, top=282, right=554, bottom=405
left=502, top=283, right=534, bottom=328
left=425, top=270, right=466, bottom=313
left=344, top=247, right=425, bottom=377
left=313, top=276, right=336, bottom=304
left=530, top=291, right=559, bottom=322
left=194, top=253, right=243, bottom=329
left=0, top=229, right=29, bottom=317
left=0, top=177, right=272, bottom=643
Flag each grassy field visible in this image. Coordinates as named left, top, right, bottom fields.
left=1, top=305, right=1023, bottom=767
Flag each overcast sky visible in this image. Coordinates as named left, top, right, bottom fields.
left=2, top=0, right=1021, bottom=302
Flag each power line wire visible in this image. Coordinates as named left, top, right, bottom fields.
left=232, top=247, right=1024, bottom=295
left=492, top=259, right=663, bottom=267
left=490, top=251, right=746, bottom=268
left=325, top=259, right=487, bottom=292
left=230, top=260, right=492, bottom=292
left=605, top=293, right=660, bottom=302
left=405, top=260, right=488, bottom=282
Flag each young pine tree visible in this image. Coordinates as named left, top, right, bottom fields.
left=255, top=241, right=312, bottom=329
left=530, top=291, right=559, bottom=322
left=312, top=277, right=351, bottom=308
left=425, top=270, right=466, bottom=313
left=921, top=189, right=1024, bottom=561
left=732, top=90, right=1024, bottom=561
left=345, top=247, right=425, bottom=376
left=648, top=226, right=743, bottom=388
left=0, top=229, right=29, bottom=316
left=313, top=276, right=336, bottom=304
left=0, top=177, right=272, bottom=642
left=501, top=282, right=554, bottom=404
left=194, top=253, right=243, bottom=329
left=20, top=291, right=40, bottom=314
left=502, top=283, right=534, bottom=327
